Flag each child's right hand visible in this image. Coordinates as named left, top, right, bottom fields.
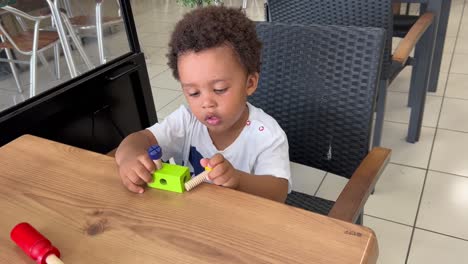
left=118, top=153, right=156, bottom=194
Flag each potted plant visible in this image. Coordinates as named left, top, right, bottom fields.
left=177, top=0, right=223, bottom=7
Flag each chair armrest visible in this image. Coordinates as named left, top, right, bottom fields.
left=328, top=147, right=391, bottom=223
left=392, top=12, right=434, bottom=65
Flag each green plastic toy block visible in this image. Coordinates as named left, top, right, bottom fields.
left=147, top=163, right=191, bottom=193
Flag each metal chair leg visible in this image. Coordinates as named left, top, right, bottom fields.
left=4, top=48, right=22, bottom=93
left=96, top=1, right=106, bottom=64
left=29, top=23, right=40, bottom=98
left=372, top=79, right=388, bottom=147
left=428, top=1, right=451, bottom=93
left=54, top=43, right=61, bottom=80
left=407, top=18, right=437, bottom=143
left=355, top=210, right=364, bottom=225
left=46, top=0, right=78, bottom=78
left=60, top=13, right=94, bottom=70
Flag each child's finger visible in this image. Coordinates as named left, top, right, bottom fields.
left=134, top=163, right=153, bottom=183
left=200, top=158, right=209, bottom=168
left=207, top=161, right=228, bottom=180
left=139, top=155, right=157, bottom=174
left=128, top=170, right=146, bottom=185
left=122, top=175, right=145, bottom=193
left=208, top=153, right=225, bottom=167
left=211, top=175, right=229, bottom=185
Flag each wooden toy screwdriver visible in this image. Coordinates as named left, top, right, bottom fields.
left=11, top=222, right=64, bottom=264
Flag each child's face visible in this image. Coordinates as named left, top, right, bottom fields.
left=178, top=45, right=258, bottom=134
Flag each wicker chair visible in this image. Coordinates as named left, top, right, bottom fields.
left=250, top=22, right=391, bottom=224
left=264, top=0, right=435, bottom=144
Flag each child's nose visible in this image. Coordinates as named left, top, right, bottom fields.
left=202, top=95, right=216, bottom=108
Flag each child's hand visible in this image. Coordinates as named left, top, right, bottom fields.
left=200, top=154, right=240, bottom=189
left=118, top=153, right=155, bottom=193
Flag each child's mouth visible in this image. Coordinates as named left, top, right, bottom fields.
left=206, top=115, right=221, bottom=125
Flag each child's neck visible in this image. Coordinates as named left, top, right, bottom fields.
left=209, top=105, right=249, bottom=151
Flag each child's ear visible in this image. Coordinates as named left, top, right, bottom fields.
left=246, top=72, right=259, bottom=96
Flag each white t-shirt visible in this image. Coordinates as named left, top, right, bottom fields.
left=147, top=103, right=291, bottom=188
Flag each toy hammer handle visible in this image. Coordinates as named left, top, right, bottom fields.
left=45, top=254, right=64, bottom=264
left=185, top=170, right=209, bottom=191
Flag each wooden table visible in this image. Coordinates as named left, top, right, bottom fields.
left=0, top=135, right=379, bottom=263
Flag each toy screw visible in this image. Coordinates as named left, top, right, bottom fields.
left=185, top=167, right=211, bottom=191
left=148, top=145, right=163, bottom=170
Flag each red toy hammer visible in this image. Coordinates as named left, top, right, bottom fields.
left=10, top=223, right=64, bottom=264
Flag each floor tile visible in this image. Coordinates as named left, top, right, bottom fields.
left=151, top=88, right=182, bottom=110
left=458, top=15, right=468, bottom=37
left=150, top=69, right=181, bottom=90
left=363, top=216, right=412, bottom=264
left=381, top=122, right=435, bottom=169
left=416, top=171, right=468, bottom=240
left=407, top=229, right=468, bottom=264
left=445, top=73, right=468, bottom=99
left=446, top=20, right=461, bottom=38
left=136, top=21, right=176, bottom=35
left=451, top=54, right=468, bottom=74
left=388, top=69, right=447, bottom=97
left=290, top=162, right=326, bottom=196
left=315, top=173, right=348, bottom=201
left=146, top=64, right=168, bottom=79
left=444, top=37, right=457, bottom=54
left=440, top=53, right=453, bottom=73
left=430, top=129, right=468, bottom=176
left=144, top=46, right=170, bottom=66
left=429, top=72, right=448, bottom=97
left=385, top=92, right=442, bottom=128
left=365, top=164, right=425, bottom=225
left=388, top=67, right=410, bottom=93
left=454, top=37, right=468, bottom=54
left=156, top=95, right=187, bottom=120
left=139, top=32, right=172, bottom=48
left=438, top=97, right=468, bottom=132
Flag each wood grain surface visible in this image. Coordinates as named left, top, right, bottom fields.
left=0, top=135, right=378, bottom=263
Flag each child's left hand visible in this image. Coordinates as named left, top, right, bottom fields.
left=200, top=153, right=240, bottom=189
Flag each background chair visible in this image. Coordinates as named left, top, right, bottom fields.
left=265, top=0, right=435, bottom=145
left=0, top=2, right=95, bottom=98
left=249, top=22, right=391, bottom=224
left=57, top=0, right=123, bottom=65
left=0, top=5, right=68, bottom=98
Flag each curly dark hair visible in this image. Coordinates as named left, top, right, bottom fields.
left=167, top=6, right=262, bottom=80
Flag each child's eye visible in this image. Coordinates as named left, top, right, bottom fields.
left=188, top=91, right=200, bottom=97
left=214, top=88, right=228, bottom=94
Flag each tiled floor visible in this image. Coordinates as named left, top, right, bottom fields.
left=1, top=0, right=468, bottom=263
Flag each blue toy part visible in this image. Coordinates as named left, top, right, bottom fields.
left=148, top=145, right=162, bottom=160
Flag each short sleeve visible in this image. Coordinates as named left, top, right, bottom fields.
left=253, top=130, right=291, bottom=188
left=146, top=106, right=191, bottom=162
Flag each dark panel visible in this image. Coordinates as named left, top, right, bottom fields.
left=0, top=53, right=157, bottom=153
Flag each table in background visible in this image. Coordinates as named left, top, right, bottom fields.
left=0, top=135, right=378, bottom=263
